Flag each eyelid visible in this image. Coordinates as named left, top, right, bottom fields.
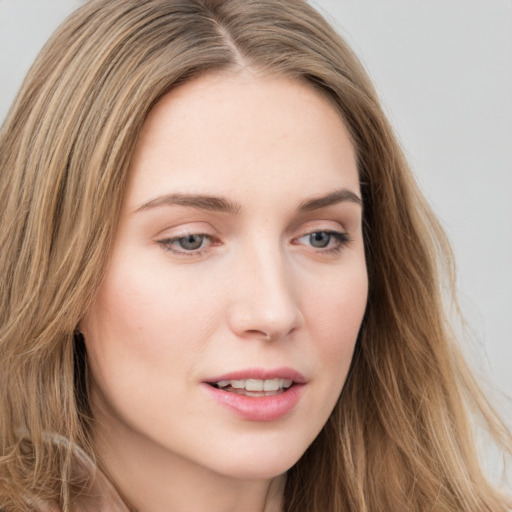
left=153, top=220, right=216, bottom=238
left=291, top=222, right=352, bottom=254
left=157, top=233, right=217, bottom=256
left=291, top=218, right=346, bottom=238
left=154, top=222, right=220, bottom=257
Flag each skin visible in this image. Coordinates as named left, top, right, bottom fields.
left=81, top=70, right=368, bottom=512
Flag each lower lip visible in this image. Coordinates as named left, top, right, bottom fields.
left=202, top=383, right=304, bottom=422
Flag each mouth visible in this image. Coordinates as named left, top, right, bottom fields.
left=203, top=368, right=305, bottom=421
left=208, top=378, right=294, bottom=397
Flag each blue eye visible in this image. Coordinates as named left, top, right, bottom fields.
left=176, top=234, right=206, bottom=250
left=308, top=231, right=332, bottom=248
left=297, top=230, right=350, bottom=252
left=158, top=234, right=211, bottom=254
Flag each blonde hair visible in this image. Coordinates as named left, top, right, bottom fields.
left=0, top=0, right=510, bottom=510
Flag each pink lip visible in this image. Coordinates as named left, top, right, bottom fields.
left=202, top=367, right=306, bottom=422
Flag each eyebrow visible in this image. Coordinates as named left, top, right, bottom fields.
left=298, top=189, right=363, bottom=211
left=134, top=188, right=362, bottom=215
left=135, top=193, right=242, bottom=214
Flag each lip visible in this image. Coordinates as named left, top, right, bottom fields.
left=202, top=367, right=306, bottom=422
left=204, top=367, right=307, bottom=384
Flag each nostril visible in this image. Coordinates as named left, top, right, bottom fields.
left=246, top=329, right=271, bottom=340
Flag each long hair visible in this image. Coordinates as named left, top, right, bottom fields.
left=0, top=0, right=510, bottom=510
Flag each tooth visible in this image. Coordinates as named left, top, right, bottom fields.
left=215, top=377, right=294, bottom=392
left=245, top=379, right=264, bottom=391
left=263, top=379, right=280, bottom=391
left=245, top=391, right=263, bottom=397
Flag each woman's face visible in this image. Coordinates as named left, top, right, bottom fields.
left=81, top=72, right=368, bottom=482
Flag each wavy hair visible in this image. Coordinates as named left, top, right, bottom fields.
left=0, top=0, right=510, bottom=510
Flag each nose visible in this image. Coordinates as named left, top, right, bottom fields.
left=227, top=243, right=304, bottom=341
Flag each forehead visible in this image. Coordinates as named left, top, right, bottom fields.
left=125, top=71, right=359, bottom=209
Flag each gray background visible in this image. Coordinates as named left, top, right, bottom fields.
left=1, top=1, right=510, bottom=418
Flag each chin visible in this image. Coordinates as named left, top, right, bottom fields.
left=208, top=439, right=309, bottom=481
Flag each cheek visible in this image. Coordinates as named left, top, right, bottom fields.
left=81, top=259, right=224, bottom=387
left=304, top=264, right=368, bottom=376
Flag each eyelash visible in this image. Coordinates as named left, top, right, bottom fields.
left=157, top=233, right=216, bottom=255
left=294, top=230, right=351, bottom=255
left=157, top=229, right=351, bottom=257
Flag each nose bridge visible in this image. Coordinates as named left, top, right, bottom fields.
left=228, top=234, right=303, bottom=340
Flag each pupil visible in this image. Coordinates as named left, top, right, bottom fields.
left=310, top=232, right=330, bottom=248
left=179, top=234, right=203, bottom=250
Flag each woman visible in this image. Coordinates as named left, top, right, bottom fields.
left=0, top=0, right=510, bottom=510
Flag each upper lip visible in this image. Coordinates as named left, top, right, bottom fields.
left=204, top=367, right=307, bottom=384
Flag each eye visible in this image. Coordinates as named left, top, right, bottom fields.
left=295, top=230, right=350, bottom=252
left=157, top=233, right=212, bottom=255
left=176, top=234, right=207, bottom=251
left=308, top=231, right=332, bottom=248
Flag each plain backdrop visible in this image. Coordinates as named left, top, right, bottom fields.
left=1, top=1, right=511, bottom=418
